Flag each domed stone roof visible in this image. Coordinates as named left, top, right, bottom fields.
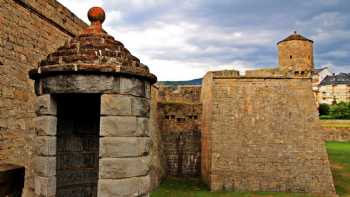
left=29, top=7, right=157, bottom=84
left=277, top=31, right=313, bottom=44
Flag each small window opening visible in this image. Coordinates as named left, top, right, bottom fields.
left=295, top=71, right=299, bottom=75
left=171, top=115, right=175, bottom=119
left=176, top=118, right=185, bottom=123
left=193, top=115, right=198, bottom=120
left=290, top=55, right=293, bottom=59
left=165, top=115, right=170, bottom=120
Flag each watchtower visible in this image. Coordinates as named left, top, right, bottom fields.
left=277, top=32, right=314, bottom=75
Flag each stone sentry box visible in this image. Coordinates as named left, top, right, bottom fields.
left=29, top=7, right=156, bottom=197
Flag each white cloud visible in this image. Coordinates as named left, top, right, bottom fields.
left=103, top=0, right=171, bottom=10
left=58, top=0, right=104, bottom=23
left=57, top=0, right=350, bottom=80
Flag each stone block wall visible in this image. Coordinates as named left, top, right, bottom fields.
left=157, top=85, right=201, bottom=103
left=0, top=0, right=86, bottom=195
left=161, top=129, right=201, bottom=176
left=98, top=77, right=153, bottom=197
left=201, top=71, right=336, bottom=196
left=33, top=95, right=57, bottom=197
left=157, top=89, right=202, bottom=177
left=149, top=86, right=166, bottom=190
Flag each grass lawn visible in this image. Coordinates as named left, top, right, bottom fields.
left=326, top=141, right=350, bottom=196
left=151, top=141, right=350, bottom=197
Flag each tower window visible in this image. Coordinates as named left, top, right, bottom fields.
left=290, top=55, right=293, bottom=59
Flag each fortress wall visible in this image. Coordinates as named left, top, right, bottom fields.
left=201, top=71, right=336, bottom=195
left=149, top=86, right=166, bottom=189
left=0, top=0, right=86, bottom=195
left=157, top=102, right=201, bottom=177
left=157, top=86, right=202, bottom=177
left=200, top=73, right=214, bottom=184
left=158, top=85, right=201, bottom=103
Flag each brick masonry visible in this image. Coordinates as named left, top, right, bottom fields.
left=0, top=0, right=86, bottom=195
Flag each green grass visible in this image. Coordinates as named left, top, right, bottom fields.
left=150, top=177, right=315, bottom=197
left=326, top=142, right=350, bottom=196
left=320, top=115, right=338, bottom=120
left=151, top=142, right=350, bottom=197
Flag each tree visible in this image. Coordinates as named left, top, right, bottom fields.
left=319, top=103, right=330, bottom=116
left=329, top=102, right=350, bottom=119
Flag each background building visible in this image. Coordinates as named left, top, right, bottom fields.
left=318, top=73, right=350, bottom=104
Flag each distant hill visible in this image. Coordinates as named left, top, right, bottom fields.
left=158, top=78, right=202, bottom=86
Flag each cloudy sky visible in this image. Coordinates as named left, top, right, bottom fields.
left=58, top=0, right=350, bottom=81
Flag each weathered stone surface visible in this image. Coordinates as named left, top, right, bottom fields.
left=120, top=77, right=146, bottom=97
left=132, top=97, right=150, bottom=117
left=35, top=95, right=57, bottom=116
left=99, top=157, right=151, bottom=179
left=145, top=82, right=151, bottom=99
left=39, top=75, right=120, bottom=94
left=98, top=175, right=151, bottom=197
left=101, top=94, right=132, bottom=116
left=278, top=35, right=314, bottom=73
left=34, top=116, right=57, bottom=136
left=100, top=116, right=149, bottom=137
left=137, top=117, right=150, bottom=137
left=101, top=94, right=150, bottom=117
left=162, top=130, right=201, bottom=177
left=157, top=87, right=202, bottom=177
left=148, top=86, right=166, bottom=190
left=201, top=72, right=336, bottom=195
left=34, top=136, right=56, bottom=156
left=100, top=137, right=151, bottom=158
left=157, top=85, right=201, bottom=103
left=33, top=157, right=56, bottom=177
left=34, top=176, right=56, bottom=196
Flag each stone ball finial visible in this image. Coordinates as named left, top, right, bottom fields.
left=88, top=7, right=106, bottom=24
